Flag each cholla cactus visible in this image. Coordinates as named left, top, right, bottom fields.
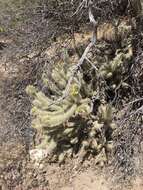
left=26, top=60, right=116, bottom=163
left=100, top=47, right=133, bottom=79
left=99, top=46, right=133, bottom=90
left=26, top=63, right=92, bottom=161
left=26, top=14, right=135, bottom=164
left=26, top=35, right=133, bottom=164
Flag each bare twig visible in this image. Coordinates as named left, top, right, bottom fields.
left=88, top=1, right=97, bottom=27
left=72, top=0, right=89, bottom=16
left=119, top=104, right=143, bottom=126
left=124, top=97, right=143, bottom=107
left=48, top=2, right=97, bottom=107
left=85, top=56, right=98, bottom=71
left=48, top=39, right=95, bottom=107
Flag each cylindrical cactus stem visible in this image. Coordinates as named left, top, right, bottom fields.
left=40, top=104, right=77, bottom=127
left=105, top=141, right=114, bottom=152
left=52, top=69, right=67, bottom=88
left=98, top=104, right=112, bottom=124
left=91, top=139, right=98, bottom=150
left=70, top=137, right=78, bottom=144
left=58, top=152, right=66, bottom=163
left=63, top=127, right=74, bottom=135
left=26, top=85, right=37, bottom=97
left=31, top=104, right=74, bottom=118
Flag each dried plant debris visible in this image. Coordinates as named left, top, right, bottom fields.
left=87, top=0, right=142, bottom=21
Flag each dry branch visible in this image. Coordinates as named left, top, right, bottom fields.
left=48, top=2, right=97, bottom=107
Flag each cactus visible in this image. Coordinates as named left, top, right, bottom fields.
left=100, top=47, right=133, bottom=81
left=26, top=34, right=134, bottom=163
left=26, top=57, right=117, bottom=163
